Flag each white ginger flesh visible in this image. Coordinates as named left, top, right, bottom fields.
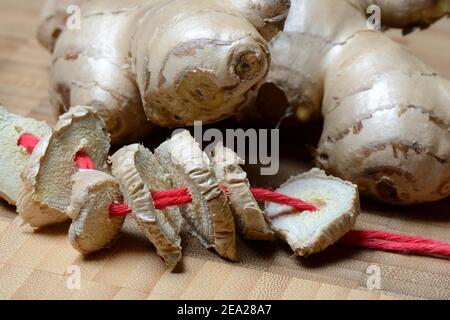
left=68, top=170, right=125, bottom=254
left=0, top=106, right=52, bottom=205
left=17, top=106, right=110, bottom=228
left=111, top=144, right=182, bottom=270
left=155, top=130, right=238, bottom=261
left=265, top=169, right=360, bottom=256
left=260, top=0, right=450, bottom=204
left=211, top=142, right=273, bottom=240
left=38, top=0, right=280, bottom=142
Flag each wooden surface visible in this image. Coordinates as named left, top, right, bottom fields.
left=0, top=0, right=450, bottom=300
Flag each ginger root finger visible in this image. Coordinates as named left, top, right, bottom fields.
left=132, top=0, right=269, bottom=128
left=68, top=170, right=125, bottom=254
left=17, top=106, right=110, bottom=228
left=0, top=106, right=52, bottom=205
left=211, top=142, right=273, bottom=241
left=265, top=169, right=360, bottom=256
left=261, top=0, right=450, bottom=204
left=156, top=130, right=238, bottom=261
left=50, top=0, right=154, bottom=144
left=42, top=0, right=271, bottom=141
left=111, top=144, right=183, bottom=270
left=317, top=30, right=450, bottom=204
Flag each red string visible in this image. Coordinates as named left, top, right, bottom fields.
left=250, top=188, right=318, bottom=212
left=109, top=203, right=131, bottom=217
left=17, top=133, right=40, bottom=153
left=153, top=188, right=190, bottom=200
left=75, top=151, right=95, bottom=170
left=343, top=230, right=446, bottom=246
left=17, top=133, right=450, bottom=259
left=109, top=195, right=194, bottom=217
left=339, top=230, right=450, bottom=259
left=154, top=194, right=193, bottom=209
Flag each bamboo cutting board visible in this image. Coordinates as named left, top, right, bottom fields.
left=0, top=0, right=449, bottom=300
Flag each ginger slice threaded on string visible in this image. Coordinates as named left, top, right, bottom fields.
left=155, top=130, right=238, bottom=261
left=265, top=169, right=360, bottom=256
left=67, top=170, right=125, bottom=254
left=17, top=106, right=110, bottom=228
left=0, top=106, right=52, bottom=205
left=111, top=144, right=183, bottom=270
left=211, top=142, right=273, bottom=241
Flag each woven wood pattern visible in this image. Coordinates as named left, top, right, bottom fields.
left=0, top=0, right=449, bottom=300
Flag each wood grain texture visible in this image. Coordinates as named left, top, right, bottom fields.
left=0, top=0, right=449, bottom=300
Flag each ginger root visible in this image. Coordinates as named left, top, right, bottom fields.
left=37, top=0, right=292, bottom=144
left=260, top=0, right=450, bottom=204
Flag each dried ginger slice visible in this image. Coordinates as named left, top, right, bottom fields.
left=111, top=144, right=183, bottom=270
left=17, top=106, right=110, bottom=228
left=67, top=170, right=125, bottom=254
left=0, top=106, right=52, bottom=205
left=265, top=169, right=360, bottom=256
left=155, top=130, right=238, bottom=261
left=211, top=142, right=273, bottom=240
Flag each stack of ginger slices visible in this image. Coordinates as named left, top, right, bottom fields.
left=0, top=105, right=360, bottom=271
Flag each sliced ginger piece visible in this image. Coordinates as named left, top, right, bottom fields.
left=111, top=144, right=183, bottom=270
left=67, top=170, right=125, bottom=254
left=265, top=169, right=360, bottom=256
left=156, top=130, right=238, bottom=261
left=0, top=106, right=52, bottom=205
left=17, top=106, right=110, bottom=228
left=211, top=142, right=273, bottom=240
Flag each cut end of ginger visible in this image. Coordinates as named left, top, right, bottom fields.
left=68, top=170, right=125, bottom=255
left=17, top=106, right=110, bottom=228
left=265, top=168, right=360, bottom=256
left=0, top=106, right=52, bottom=205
